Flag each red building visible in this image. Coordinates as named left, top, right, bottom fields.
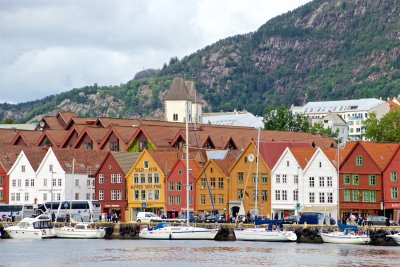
left=340, top=142, right=398, bottom=220
left=95, top=151, right=140, bottom=221
left=382, top=145, right=400, bottom=222
left=165, top=159, right=202, bottom=219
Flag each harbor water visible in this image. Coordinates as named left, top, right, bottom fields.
left=0, top=239, right=399, bottom=266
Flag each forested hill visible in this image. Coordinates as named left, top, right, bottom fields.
left=2, top=0, right=400, bottom=123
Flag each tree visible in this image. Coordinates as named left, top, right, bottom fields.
left=1, top=117, right=16, bottom=124
left=263, top=105, right=310, bottom=132
left=364, top=109, right=400, bottom=142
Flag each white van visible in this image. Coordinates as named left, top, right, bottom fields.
left=136, top=212, right=162, bottom=223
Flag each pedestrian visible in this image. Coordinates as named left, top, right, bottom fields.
left=107, top=211, right=112, bottom=222
left=51, top=212, right=56, bottom=223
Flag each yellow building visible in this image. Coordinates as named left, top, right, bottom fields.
left=126, top=149, right=178, bottom=221
left=228, top=141, right=271, bottom=218
left=195, top=151, right=237, bottom=218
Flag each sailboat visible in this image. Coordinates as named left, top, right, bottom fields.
left=139, top=101, right=218, bottom=240
left=54, top=159, right=106, bottom=239
left=320, top=221, right=369, bottom=245
left=234, top=129, right=297, bottom=242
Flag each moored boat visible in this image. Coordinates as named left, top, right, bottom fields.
left=320, top=222, right=370, bottom=245
left=4, top=215, right=56, bottom=239
left=386, top=232, right=400, bottom=245
left=55, top=223, right=106, bottom=239
left=139, top=222, right=218, bottom=240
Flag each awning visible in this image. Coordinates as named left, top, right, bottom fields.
left=300, top=205, right=337, bottom=213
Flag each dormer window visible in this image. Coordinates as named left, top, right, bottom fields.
left=144, top=161, right=149, bottom=169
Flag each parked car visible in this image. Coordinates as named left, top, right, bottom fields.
left=136, top=212, right=162, bottom=223
left=366, top=215, right=398, bottom=226
left=299, top=212, right=335, bottom=225
left=283, top=215, right=299, bottom=224
left=205, top=214, right=227, bottom=223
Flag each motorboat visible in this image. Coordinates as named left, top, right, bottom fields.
left=55, top=223, right=106, bottom=239
left=320, top=222, right=370, bottom=245
left=139, top=222, right=218, bottom=240
left=234, top=219, right=297, bottom=242
left=4, top=215, right=56, bottom=239
left=386, top=232, right=400, bottom=245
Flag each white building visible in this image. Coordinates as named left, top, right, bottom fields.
left=202, top=110, right=263, bottom=128
left=291, top=98, right=390, bottom=141
left=164, top=77, right=204, bottom=123
left=271, top=147, right=315, bottom=218
left=300, top=148, right=338, bottom=222
left=312, top=113, right=348, bottom=144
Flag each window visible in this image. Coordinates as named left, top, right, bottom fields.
left=286, top=161, right=289, bottom=167
left=362, top=190, right=376, bottom=202
left=52, top=178, right=56, bottom=187
left=391, top=187, right=398, bottom=199
left=211, top=194, right=216, bottom=205
left=86, top=193, right=90, bottom=200
left=0, top=190, right=3, bottom=200
left=309, top=177, right=315, bottom=187
left=83, top=142, right=93, bottom=149
left=154, top=190, right=160, bottom=200
left=117, top=174, right=122, bottom=183
left=282, top=190, right=287, bottom=200
left=237, top=172, right=243, bottom=183
left=49, top=164, right=53, bottom=172
left=327, top=192, right=333, bottom=203
left=344, top=174, right=350, bottom=185
left=25, top=192, right=29, bottom=202
left=140, top=173, right=145, bottom=183
left=43, top=193, right=47, bottom=201
left=111, top=190, right=116, bottom=200
left=141, top=190, right=146, bottom=200
left=168, top=182, right=174, bottom=191
left=200, top=178, right=206, bottom=189
left=168, top=195, right=174, bottom=204
left=139, top=140, right=147, bottom=151
left=25, top=179, right=29, bottom=187
left=154, top=173, right=159, bottom=184
left=218, top=178, right=224, bottom=189
left=293, top=190, right=298, bottom=201
left=189, top=195, right=193, bottom=205
left=189, top=181, right=193, bottom=191
left=133, top=174, right=138, bottom=184
left=261, top=190, right=267, bottom=201
left=261, top=173, right=267, bottom=184
left=147, top=173, right=152, bottom=184
left=344, top=189, right=350, bottom=202
left=75, top=179, right=79, bottom=187
left=319, top=162, right=322, bottom=168
left=309, top=192, right=315, bottom=203
left=200, top=195, right=206, bottom=205
left=30, top=179, right=35, bottom=187
left=275, top=190, right=281, bottom=201
left=44, top=179, right=47, bottom=187
left=16, top=193, right=20, bottom=201
left=218, top=194, right=224, bottom=204
left=134, top=190, right=139, bottom=200
left=352, top=190, right=360, bottom=201
left=58, top=179, right=62, bottom=186
left=148, top=190, right=155, bottom=201
left=176, top=182, right=182, bottom=191
left=237, top=189, right=244, bottom=200
left=368, top=175, right=376, bottom=186
left=144, top=161, right=149, bottom=169
left=276, top=175, right=280, bottom=183
left=109, top=174, right=116, bottom=184
left=282, top=174, right=287, bottom=183
left=17, top=179, right=21, bottom=187
left=352, top=175, right=359, bottom=185
left=110, top=141, right=119, bottom=151
left=11, top=192, right=16, bottom=201
left=75, top=193, right=79, bottom=200
left=356, top=156, right=362, bottom=166
left=0, top=175, right=3, bottom=185
left=173, top=113, right=178, bottom=121
left=327, top=177, right=332, bottom=187
left=21, top=165, right=26, bottom=172
left=319, top=177, right=324, bottom=187
left=319, top=192, right=325, bottom=203
left=99, top=190, right=104, bottom=200
left=294, top=175, right=298, bottom=184
left=210, top=178, right=216, bottom=189
left=391, top=171, right=398, bottom=182
left=175, top=195, right=181, bottom=204
left=12, top=179, right=16, bottom=187
left=252, top=173, right=257, bottom=184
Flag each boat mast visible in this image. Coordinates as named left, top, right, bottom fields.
left=255, top=128, right=260, bottom=217
left=337, top=145, right=340, bottom=223
left=186, top=100, right=190, bottom=227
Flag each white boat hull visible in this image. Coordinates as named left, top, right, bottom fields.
left=139, top=226, right=218, bottom=240
left=55, top=227, right=106, bottom=239
left=234, top=228, right=297, bottom=242
left=5, top=227, right=55, bottom=239
left=386, top=233, right=400, bottom=245
left=320, top=232, right=370, bottom=245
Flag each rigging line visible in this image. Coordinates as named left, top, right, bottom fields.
left=241, top=160, right=254, bottom=210
left=190, top=122, right=217, bottom=217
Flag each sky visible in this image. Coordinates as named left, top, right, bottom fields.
left=0, top=0, right=311, bottom=104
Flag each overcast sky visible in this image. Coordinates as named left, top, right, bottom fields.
left=0, top=0, right=311, bottom=104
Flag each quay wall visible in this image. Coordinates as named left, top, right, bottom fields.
left=1, top=222, right=399, bottom=245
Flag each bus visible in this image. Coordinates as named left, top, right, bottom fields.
left=36, top=200, right=101, bottom=222
left=0, top=204, right=35, bottom=222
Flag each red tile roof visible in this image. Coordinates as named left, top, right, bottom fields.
left=289, top=147, right=316, bottom=169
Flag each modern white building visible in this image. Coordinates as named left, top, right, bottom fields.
left=202, top=110, right=263, bottom=128
left=291, top=98, right=390, bottom=140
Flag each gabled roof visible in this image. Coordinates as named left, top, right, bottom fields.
left=211, top=150, right=239, bottom=176
left=110, top=151, right=140, bottom=174
left=99, top=126, right=138, bottom=150
left=36, top=130, right=69, bottom=147
left=96, top=117, right=142, bottom=128
left=0, top=129, right=19, bottom=144
left=288, top=147, right=316, bottom=169
left=147, top=150, right=181, bottom=175
left=0, top=144, right=28, bottom=172
left=65, top=117, right=97, bottom=130
left=163, top=77, right=195, bottom=101
left=24, top=147, right=48, bottom=172
left=258, top=141, right=314, bottom=169
left=57, top=111, right=77, bottom=128
left=11, top=130, right=42, bottom=146
left=360, top=142, right=399, bottom=171
left=73, top=127, right=110, bottom=149
left=37, top=116, right=64, bottom=130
